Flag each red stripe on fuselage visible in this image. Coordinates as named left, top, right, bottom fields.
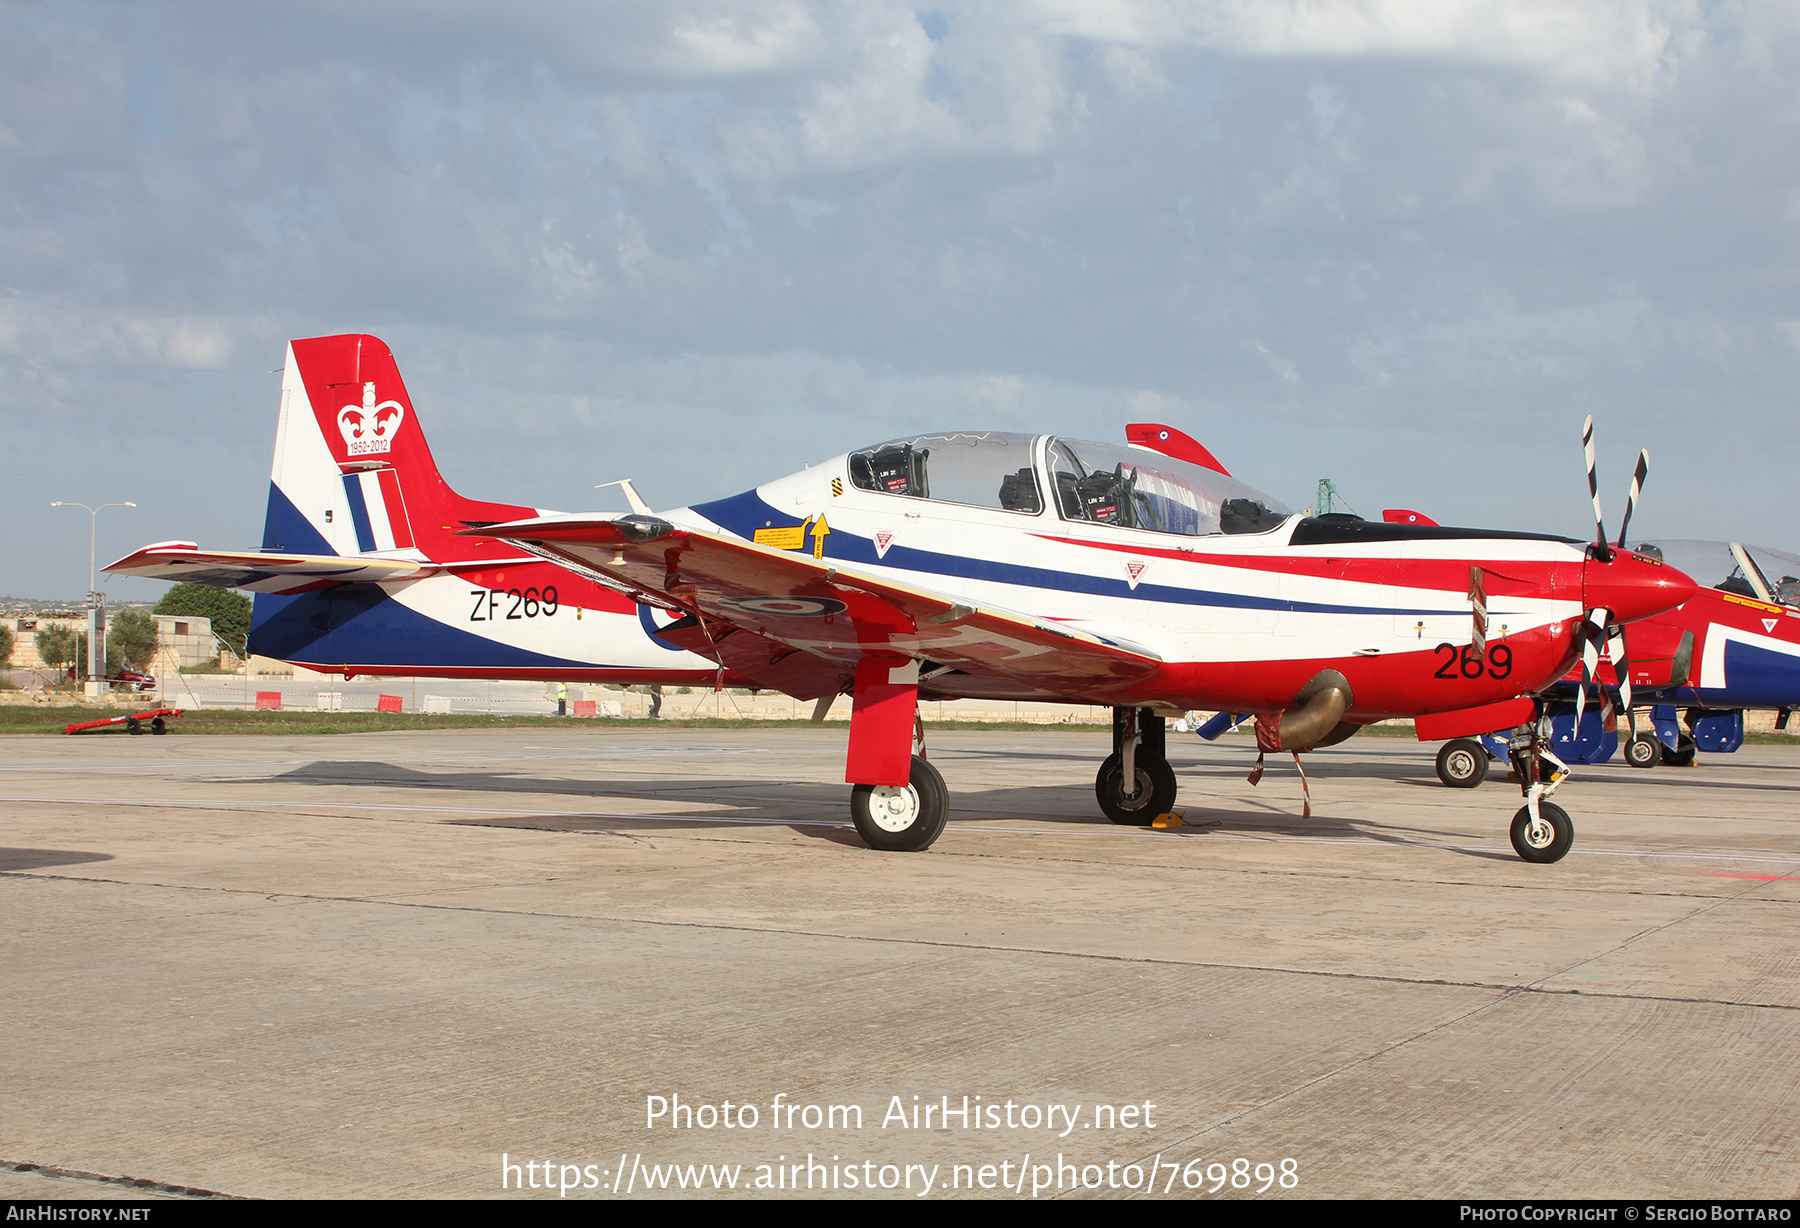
left=1061, top=624, right=1575, bottom=719
left=1030, top=533, right=1573, bottom=598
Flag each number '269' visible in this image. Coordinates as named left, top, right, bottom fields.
left=1434, top=642, right=1511, bottom=681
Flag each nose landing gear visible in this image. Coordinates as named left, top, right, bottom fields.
left=1507, top=716, right=1575, bottom=863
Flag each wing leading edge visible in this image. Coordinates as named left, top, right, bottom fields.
left=461, top=515, right=1163, bottom=697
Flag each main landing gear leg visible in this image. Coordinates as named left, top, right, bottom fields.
left=845, top=656, right=947, bottom=852
left=1506, top=717, right=1574, bottom=863
left=1097, top=706, right=1177, bottom=826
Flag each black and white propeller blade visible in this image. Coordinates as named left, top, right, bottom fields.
left=1575, top=607, right=1609, bottom=731
left=1610, top=624, right=1635, bottom=739
left=1571, top=423, right=1654, bottom=738
left=1615, top=450, right=1648, bottom=550
left=1582, top=416, right=1609, bottom=559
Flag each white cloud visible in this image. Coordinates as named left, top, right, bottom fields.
left=0, top=300, right=253, bottom=373
left=669, top=2, right=826, bottom=74
left=4, top=1, right=1800, bottom=592
left=1035, top=0, right=1696, bottom=88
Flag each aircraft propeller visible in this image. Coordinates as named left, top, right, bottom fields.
left=1573, top=418, right=1651, bottom=741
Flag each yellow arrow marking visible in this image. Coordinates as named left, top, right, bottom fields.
left=810, top=515, right=831, bottom=559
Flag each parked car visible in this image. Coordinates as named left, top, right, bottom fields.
left=113, top=666, right=156, bottom=692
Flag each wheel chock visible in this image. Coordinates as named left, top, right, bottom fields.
left=1151, top=812, right=1184, bottom=829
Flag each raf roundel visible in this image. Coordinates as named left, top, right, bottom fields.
left=716, top=595, right=847, bottom=617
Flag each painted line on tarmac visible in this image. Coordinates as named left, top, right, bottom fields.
left=9, top=870, right=1796, bottom=1016
left=0, top=747, right=763, bottom=773
left=6, top=793, right=1800, bottom=867
left=0, top=794, right=751, bottom=824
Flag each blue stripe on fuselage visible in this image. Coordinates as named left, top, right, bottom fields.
left=250, top=586, right=602, bottom=670
left=690, top=489, right=1468, bottom=618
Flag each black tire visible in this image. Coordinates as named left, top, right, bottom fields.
left=1095, top=751, right=1178, bottom=826
left=150, top=717, right=167, bottom=735
left=851, top=756, right=949, bottom=852
left=1662, top=734, right=1697, bottom=767
left=125, top=717, right=143, bottom=736
left=1435, top=739, right=1488, bottom=788
left=1624, top=734, right=1659, bottom=769
left=1510, top=802, right=1574, bottom=863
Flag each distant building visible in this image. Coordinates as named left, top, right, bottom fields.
left=154, top=614, right=216, bottom=670
left=7, top=609, right=214, bottom=672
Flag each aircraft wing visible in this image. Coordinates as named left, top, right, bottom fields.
left=104, top=541, right=434, bottom=594
left=463, top=515, right=1163, bottom=694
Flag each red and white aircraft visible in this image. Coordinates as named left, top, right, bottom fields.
left=463, top=420, right=1697, bottom=862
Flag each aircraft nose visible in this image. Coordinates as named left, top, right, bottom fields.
left=1582, top=549, right=1698, bottom=623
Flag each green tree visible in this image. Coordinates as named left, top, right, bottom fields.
left=155, top=584, right=252, bottom=654
left=64, top=631, right=130, bottom=680
left=79, top=632, right=127, bottom=679
left=35, top=625, right=76, bottom=672
left=0, top=623, right=13, bottom=669
left=109, top=608, right=159, bottom=669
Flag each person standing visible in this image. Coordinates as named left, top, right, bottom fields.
left=648, top=684, right=663, bottom=719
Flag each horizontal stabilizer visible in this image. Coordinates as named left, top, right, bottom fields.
left=106, top=541, right=431, bottom=594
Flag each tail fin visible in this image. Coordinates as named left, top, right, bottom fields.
left=261, top=334, right=535, bottom=563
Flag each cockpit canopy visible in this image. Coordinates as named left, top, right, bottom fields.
left=847, top=432, right=1290, bottom=537
left=1631, top=541, right=1800, bottom=608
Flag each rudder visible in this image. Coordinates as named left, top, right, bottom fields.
left=263, top=334, right=535, bottom=562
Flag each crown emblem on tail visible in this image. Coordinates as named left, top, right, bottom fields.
left=338, top=382, right=406, bottom=455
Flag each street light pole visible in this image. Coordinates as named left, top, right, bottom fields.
left=51, top=500, right=136, bottom=693
left=51, top=500, right=136, bottom=595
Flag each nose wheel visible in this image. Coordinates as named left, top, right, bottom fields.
left=1505, top=717, right=1577, bottom=863
left=1510, top=802, right=1574, bottom=863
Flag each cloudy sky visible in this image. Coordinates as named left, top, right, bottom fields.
left=4, top=1, right=1798, bottom=600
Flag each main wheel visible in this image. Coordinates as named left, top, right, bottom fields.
left=1510, top=802, right=1574, bottom=863
left=1095, top=751, right=1178, bottom=826
left=1435, top=739, right=1489, bottom=788
left=1624, top=734, right=1659, bottom=769
left=1662, top=734, right=1697, bottom=767
left=851, top=756, right=949, bottom=852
